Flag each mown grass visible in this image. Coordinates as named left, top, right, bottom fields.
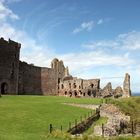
left=0, top=95, right=102, bottom=140
left=0, top=95, right=139, bottom=140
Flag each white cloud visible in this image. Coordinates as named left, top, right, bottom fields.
left=82, top=40, right=119, bottom=49
left=57, top=51, right=134, bottom=75
left=73, top=18, right=106, bottom=34
left=118, top=31, right=140, bottom=50
left=73, top=21, right=94, bottom=34
left=97, top=19, right=103, bottom=25
left=81, top=21, right=94, bottom=30
left=0, top=1, right=19, bottom=22
left=82, top=31, right=140, bottom=51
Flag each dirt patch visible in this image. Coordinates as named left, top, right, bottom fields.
left=63, top=103, right=99, bottom=110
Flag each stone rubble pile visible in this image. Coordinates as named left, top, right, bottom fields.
left=94, top=104, right=130, bottom=137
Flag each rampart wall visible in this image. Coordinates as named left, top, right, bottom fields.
left=18, top=61, right=57, bottom=95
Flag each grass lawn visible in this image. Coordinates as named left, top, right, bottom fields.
left=0, top=95, right=102, bottom=140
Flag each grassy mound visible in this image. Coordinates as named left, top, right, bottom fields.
left=106, top=96, right=140, bottom=121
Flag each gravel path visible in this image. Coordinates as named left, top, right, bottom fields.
left=63, top=103, right=99, bottom=110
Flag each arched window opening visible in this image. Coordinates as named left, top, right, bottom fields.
left=91, top=84, right=94, bottom=88
left=58, top=78, right=61, bottom=84
left=61, top=84, right=64, bottom=89
left=87, top=90, right=91, bottom=96
left=74, top=91, right=77, bottom=96
left=65, top=91, right=67, bottom=95
left=69, top=91, right=72, bottom=97
left=69, top=83, right=71, bottom=88
left=73, top=83, right=76, bottom=88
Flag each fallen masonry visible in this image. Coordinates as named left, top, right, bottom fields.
left=94, top=104, right=131, bottom=137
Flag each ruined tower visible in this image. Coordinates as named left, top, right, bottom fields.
left=0, top=38, right=20, bottom=94
left=51, top=58, right=67, bottom=81
left=123, top=73, right=131, bottom=97
left=64, top=66, right=69, bottom=77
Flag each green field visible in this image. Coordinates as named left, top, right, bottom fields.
left=0, top=96, right=140, bottom=140
left=0, top=95, right=102, bottom=140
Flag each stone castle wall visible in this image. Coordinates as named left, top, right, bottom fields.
left=18, top=61, right=57, bottom=95
left=0, top=38, right=57, bottom=95
left=0, top=38, right=20, bottom=94
left=18, top=62, right=42, bottom=95
left=0, top=37, right=131, bottom=97
left=41, top=67, right=57, bottom=95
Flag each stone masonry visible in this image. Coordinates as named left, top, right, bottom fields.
left=58, top=78, right=100, bottom=97
left=101, top=82, right=112, bottom=98
left=0, top=38, right=131, bottom=97
left=123, top=73, right=131, bottom=97
left=0, top=38, right=20, bottom=95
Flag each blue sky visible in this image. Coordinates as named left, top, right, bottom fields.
left=0, top=0, right=140, bottom=92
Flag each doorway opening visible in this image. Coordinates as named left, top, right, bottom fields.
left=1, top=82, right=8, bottom=94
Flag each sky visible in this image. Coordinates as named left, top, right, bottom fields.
left=0, top=0, right=140, bottom=92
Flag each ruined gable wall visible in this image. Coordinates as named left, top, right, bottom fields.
left=101, top=82, right=112, bottom=98
left=82, top=79, right=100, bottom=89
left=59, top=78, right=100, bottom=97
left=0, top=38, right=20, bottom=94
left=59, top=78, right=83, bottom=94
left=82, top=79, right=100, bottom=97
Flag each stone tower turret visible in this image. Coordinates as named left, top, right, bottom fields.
left=0, top=38, right=20, bottom=94
left=64, top=66, right=69, bottom=77
left=123, top=73, right=131, bottom=97
left=51, top=58, right=67, bottom=94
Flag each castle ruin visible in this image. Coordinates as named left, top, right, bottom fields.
left=0, top=38, right=131, bottom=98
